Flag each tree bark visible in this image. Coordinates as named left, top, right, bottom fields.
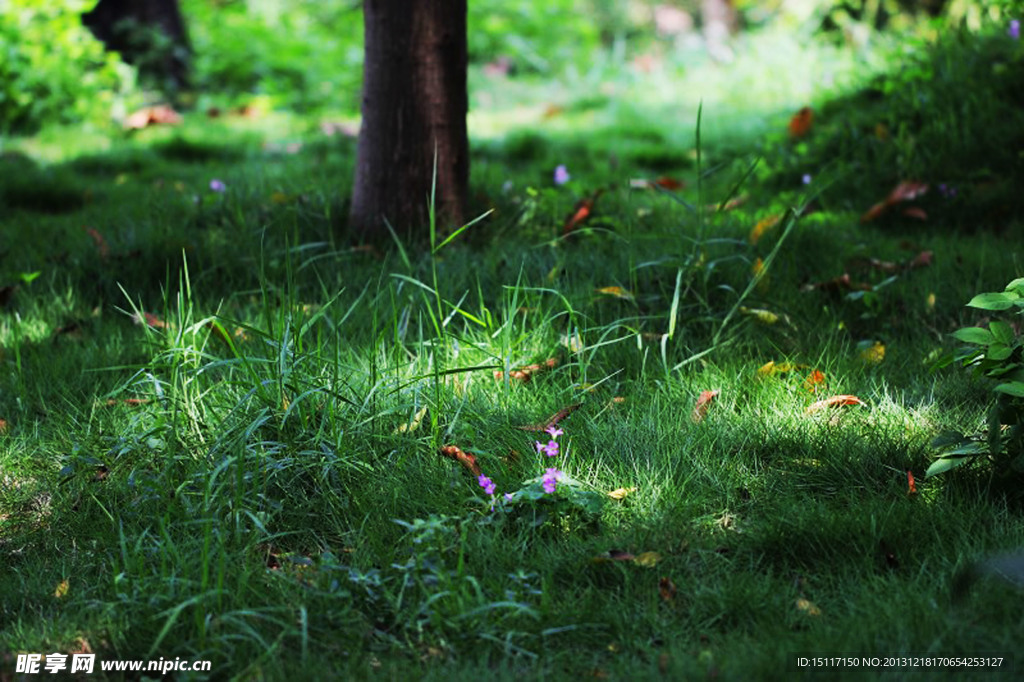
left=349, top=0, right=469, bottom=238
left=82, top=0, right=191, bottom=91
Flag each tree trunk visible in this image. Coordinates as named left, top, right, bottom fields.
left=349, top=0, right=469, bottom=238
left=82, top=0, right=191, bottom=91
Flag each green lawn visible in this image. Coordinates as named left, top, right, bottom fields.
left=2, top=21, right=1024, bottom=682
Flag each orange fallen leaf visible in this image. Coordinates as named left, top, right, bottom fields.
left=542, top=103, right=565, bottom=119
left=103, top=398, right=152, bottom=407
left=706, top=194, right=748, bottom=212
left=439, top=444, right=481, bottom=476
left=516, top=403, right=581, bottom=432
left=591, top=549, right=636, bottom=564
left=803, top=370, right=826, bottom=393
left=495, top=357, right=559, bottom=383
left=563, top=190, right=603, bottom=234
left=788, top=106, right=814, bottom=138
left=653, top=176, right=686, bottom=190
left=133, top=312, right=168, bottom=329
left=124, top=105, right=182, bottom=130
left=749, top=214, right=781, bottom=244
left=908, top=250, right=933, bottom=269
left=796, top=597, right=821, bottom=616
left=907, top=470, right=918, bottom=495
left=607, top=486, right=637, bottom=500
left=658, top=576, right=677, bottom=602
left=596, top=286, right=634, bottom=301
left=806, top=395, right=866, bottom=414
left=860, top=180, right=929, bottom=223
left=0, top=418, right=7, bottom=432
left=902, top=207, right=928, bottom=221
left=691, top=390, right=720, bottom=423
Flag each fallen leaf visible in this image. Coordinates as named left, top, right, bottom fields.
left=739, top=306, right=780, bottom=325
left=860, top=341, right=885, bottom=365
left=757, top=361, right=809, bottom=377
left=749, top=214, right=781, bottom=244
left=634, top=551, right=663, bottom=567
left=788, top=106, right=814, bottom=138
left=902, top=207, right=928, bottom=220
left=54, top=580, right=69, bottom=598
left=795, top=597, right=821, bottom=616
left=494, top=357, right=558, bottom=383
left=691, top=390, right=720, bottom=423
left=563, top=189, right=603, bottom=234
left=596, top=286, right=635, bottom=301
left=0, top=418, right=7, bottom=432
left=860, top=180, right=928, bottom=223
left=515, top=403, right=581, bottom=432
left=806, top=395, right=866, bottom=414
left=908, top=250, right=933, bottom=269
left=103, top=398, right=152, bottom=407
left=907, top=470, right=917, bottom=495
left=803, top=370, right=826, bottom=393
left=395, top=406, right=428, bottom=434
left=607, top=486, right=637, bottom=500
left=706, top=194, right=748, bottom=212
left=124, top=105, right=182, bottom=130
left=542, top=103, right=564, bottom=119
left=653, top=176, right=685, bottom=190
left=439, top=444, right=481, bottom=476
left=133, top=312, right=168, bottom=329
left=658, top=576, right=677, bottom=602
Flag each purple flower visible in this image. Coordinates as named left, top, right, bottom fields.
left=477, top=474, right=496, bottom=496
left=209, top=179, right=227, bottom=193
left=535, top=441, right=546, bottom=454
left=544, top=440, right=560, bottom=457
left=802, top=174, right=812, bottom=185
left=545, top=425, right=563, bottom=439
left=554, top=165, right=571, bottom=186
left=541, top=467, right=562, bottom=494
left=1010, top=19, right=1020, bottom=40
left=938, top=183, right=957, bottom=199
left=504, top=493, right=514, bottom=502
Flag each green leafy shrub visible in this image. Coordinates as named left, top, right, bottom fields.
left=0, top=0, right=134, bottom=134
left=930, top=277, right=1024, bottom=477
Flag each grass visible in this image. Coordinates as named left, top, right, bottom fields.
left=2, top=21, right=1024, bottom=682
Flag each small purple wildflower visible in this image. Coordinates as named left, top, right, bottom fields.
left=209, top=179, right=227, bottom=193
left=542, top=467, right=562, bottom=494
left=545, top=425, right=563, bottom=439
left=802, top=174, right=812, bottom=185
left=504, top=493, right=515, bottom=502
left=938, top=183, right=957, bottom=199
left=535, top=441, right=546, bottom=454
left=477, top=474, right=496, bottom=496
left=1009, top=19, right=1020, bottom=40
left=544, top=440, right=560, bottom=457
left=554, top=164, right=571, bottom=186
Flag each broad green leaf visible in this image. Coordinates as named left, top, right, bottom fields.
left=926, top=456, right=973, bottom=477
left=952, top=327, right=994, bottom=345
left=931, top=431, right=969, bottom=449
left=987, top=342, right=1013, bottom=361
left=967, top=291, right=1019, bottom=311
left=1005, top=277, right=1024, bottom=294
left=990, top=320, right=1015, bottom=345
left=995, top=382, right=1024, bottom=398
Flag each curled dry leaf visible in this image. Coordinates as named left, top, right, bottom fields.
left=607, top=486, right=637, bottom=500
left=749, top=214, right=781, bottom=244
left=788, top=106, right=814, bottom=138
left=795, top=597, right=821, bottom=616
left=124, top=105, right=182, bottom=130
left=658, top=576, right=678, bottom=602
left=860, top=180, right=928, bottom=223
left=494, top=357, right=558, bottom=383
left=633, top=551, right=663, bottom=567
left=596, top=286, right=635, bottom=301
left=563, top=189, right=604, bottom=234
left=394, top=406, right=428, bottom=434
left=54, top=580, right=70, bottom=599
left=691, top=390, right=720, bottom=423
left=439, top=444, right=481, bottom=476
left=806, top=395, right=866, bottom=414
left=907, top=470, right=918, bottom=495
left=515, top=403, right=581, bottom=432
